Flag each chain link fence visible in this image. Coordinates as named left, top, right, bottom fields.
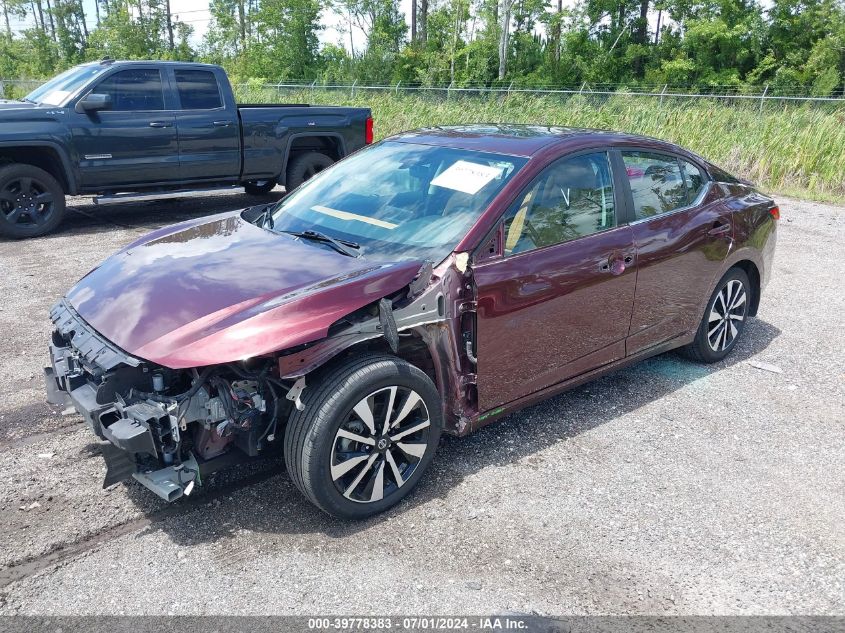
left=3, top=77, right=844, bottom=106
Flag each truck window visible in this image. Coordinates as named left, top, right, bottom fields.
left=94, top=68, right=165, bottom=111
left=174, top=70, right=223, bottom=110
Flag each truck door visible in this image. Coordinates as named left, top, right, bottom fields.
left=171, top=69, right=241, bottom=182
left=71, top=67, right=180, bottom=188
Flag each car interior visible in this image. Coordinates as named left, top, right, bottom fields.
left=504, top=152, right=616, bottom=254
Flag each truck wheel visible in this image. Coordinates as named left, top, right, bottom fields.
left=244, top=179, right=277, bottom=195
left=285, top=152, right=334, bottom=191
left=284, top=354, right=442, bottom=519
left=0, top=163, right=66, bottom=239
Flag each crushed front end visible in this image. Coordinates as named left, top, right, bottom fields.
left=45, top=299, right=288, bottom=501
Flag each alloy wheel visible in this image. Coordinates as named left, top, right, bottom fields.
left=707, top=279, right=747, bottom=352
left=0, top=176, right=55, bottom=228
left=330, top=386, right=432, bottom=504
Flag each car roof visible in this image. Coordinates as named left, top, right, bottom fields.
left=80, top=60, right=221, bottom=70
left=389, top=124, right=687, bottom=158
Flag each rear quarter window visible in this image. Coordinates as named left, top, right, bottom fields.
left=621, top=151, right=687, bottom=219
left=680, top=159, right=708, bottom=204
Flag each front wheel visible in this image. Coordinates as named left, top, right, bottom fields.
left=284, top=354, right=442, bottom=519
left=0, top=163, right=66, bottom=239
left=684, top=267, right=751, bottom=363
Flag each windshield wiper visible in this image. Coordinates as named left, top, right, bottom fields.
left=281, top=230, right=361, bottom=258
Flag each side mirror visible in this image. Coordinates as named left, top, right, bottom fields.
left=75, top=93, right=112, bottom=113
left=473, top=224, right=503, bottom=264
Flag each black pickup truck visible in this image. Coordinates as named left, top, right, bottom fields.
left=0, top=59, right=373, bottom=238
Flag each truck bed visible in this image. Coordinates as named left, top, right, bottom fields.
left=238, top=105, right=373, bottom=182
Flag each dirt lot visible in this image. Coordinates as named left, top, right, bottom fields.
left=0, top=192, right=842, bottom=615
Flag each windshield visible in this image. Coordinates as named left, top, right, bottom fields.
left=25, top=64, right=108, bottom=106
left=269, top=141, right=527, bottom=263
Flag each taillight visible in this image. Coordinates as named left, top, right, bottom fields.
left=769, top=206, right=780, bottom=221
left=365, top=117, right=373, bottom=144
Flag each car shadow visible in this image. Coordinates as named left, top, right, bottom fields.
left=126, top=318, right=781, bottom=545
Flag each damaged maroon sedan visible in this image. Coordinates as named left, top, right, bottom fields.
left=45, top=125, right=777, bottom=518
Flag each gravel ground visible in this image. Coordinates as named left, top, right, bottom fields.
left=0, top=192, right=842, bottom=616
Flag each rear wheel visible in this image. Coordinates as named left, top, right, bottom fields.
left=0, top=163, right=66, bottom=239
left=284, top=354, right=442, bottom=519
left=243, top=179, right=277, bottom=195
left=684, top=268, right=751, bottom=363
left=285, top=152, right=334, bottom=192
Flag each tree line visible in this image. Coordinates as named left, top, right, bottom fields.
left=1, top=0, right=844, bottom=96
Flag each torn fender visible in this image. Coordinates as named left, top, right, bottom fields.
left=279, top=276, right=447, bottom=379
left=278, top=255, right=475, bottom=436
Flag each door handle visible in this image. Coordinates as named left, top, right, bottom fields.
left=212, top=120, right=233, bottom=127
left=707, top=222, right=731, bottom=236
left=149, top=121, right=172, bottom=128
left=600, top=255, right=629, bottom=276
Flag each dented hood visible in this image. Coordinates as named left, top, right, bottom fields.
left=66, top=212, right=425, bottom=369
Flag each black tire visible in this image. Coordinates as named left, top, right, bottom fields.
left=285, top=152, right=334, bottom=192
left=284, top=354, right=442, bottom=519
left=243, top=179, right=277, bottom=195
left=0, top=163, right=66, bottom=239
left=683, top=267, right=751, bottom=363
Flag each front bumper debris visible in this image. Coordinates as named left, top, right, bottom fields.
left=43, top=365, right=71, bottom=408
left=46, top=299, right=145, bottom=438
left=131, top=454, right=200, bottom=502
left=45, top=298, right=200, bottom=502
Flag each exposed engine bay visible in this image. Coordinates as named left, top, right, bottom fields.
left=45, top=300, right=298, bottom=501
left=44, top=255, right=469, bottom=503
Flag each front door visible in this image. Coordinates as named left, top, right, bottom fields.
left=473, top=151, right=638, bottom=412
left=618, top=150, right=733, bottom=355
left=71, top=67, right=180, bottom=189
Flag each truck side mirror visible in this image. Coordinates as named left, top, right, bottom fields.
left=75, top=93, right=112, bottom=113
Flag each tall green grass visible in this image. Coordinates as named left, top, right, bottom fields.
left=238, top=85, right=845, bottom=203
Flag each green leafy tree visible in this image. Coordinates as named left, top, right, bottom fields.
left=250, top=0, right=322, bottom=80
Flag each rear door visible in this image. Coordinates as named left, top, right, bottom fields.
left=71, top=66, right=180, bottom=188
left=171, top=68, right=241, bottom=182
left=619, top=149, right=732, bottom=355
left=473, top=150, right=637, bottom=411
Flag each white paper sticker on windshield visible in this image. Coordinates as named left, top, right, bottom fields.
left=431, top=160, right=504, bottom=195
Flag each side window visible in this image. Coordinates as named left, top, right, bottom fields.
left=503, top=152, right=615, bottom=255
left=680, top=159, right=707, bottom=204
left=94, top=69, right=164, bottom=111
left=175, top=70, right=223, bottom=110
left=621, top=151, right=687, bottom=219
